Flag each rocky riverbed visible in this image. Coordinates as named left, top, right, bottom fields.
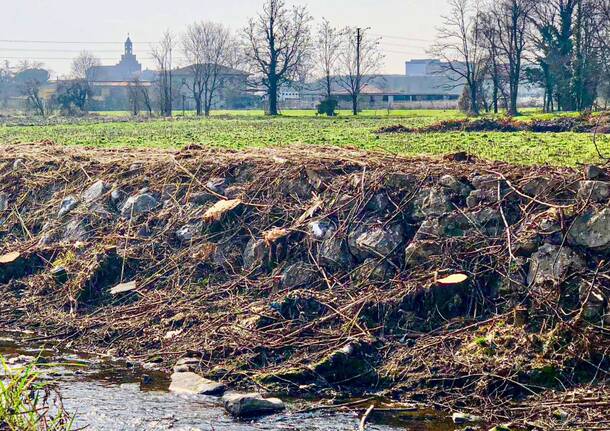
left=0, top=142, right=608, bottom=429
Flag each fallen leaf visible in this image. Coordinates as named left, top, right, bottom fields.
left=437, top=273, right=469, bottom=285
left=0, top=251, right=20, bottom=264
left=263, top=228, right=289, bottom=244
left=111, top=281, right=137, bottom=295
left=203, top=199, right=241, bottom=223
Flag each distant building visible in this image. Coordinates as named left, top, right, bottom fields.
left=172, top=65, right=254, bottom=110
left=405, top=59, right=450, bottom=76
left=87, top=37, right=145, bottom=82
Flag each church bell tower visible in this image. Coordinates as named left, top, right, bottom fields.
left=125, top=36, right=133, bottom=56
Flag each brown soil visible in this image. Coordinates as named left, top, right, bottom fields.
left=0, top=142, right=608, bottom=428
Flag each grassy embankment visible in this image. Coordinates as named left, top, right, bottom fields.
left=0, top=109, right=606, bottom=167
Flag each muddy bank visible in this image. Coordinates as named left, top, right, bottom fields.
left=0, top=142, right=608, bottom=429
left=377, top=112, right=610, bottom=134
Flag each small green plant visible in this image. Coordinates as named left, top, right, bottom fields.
left=0, top=355, right=74, bottom=430
left=316, top=98, right=338, bottom=117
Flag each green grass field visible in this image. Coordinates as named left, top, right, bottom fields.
left=0, top=109, right=605, bottom=167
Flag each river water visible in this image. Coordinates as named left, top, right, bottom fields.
left=0, top=331, right=453, bottom=431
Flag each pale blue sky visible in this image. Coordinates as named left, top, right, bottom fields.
left=3, top=0, right=448, bottom=76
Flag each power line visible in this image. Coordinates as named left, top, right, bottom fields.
left=0, top=39, right=156, bottom=44
left=372, top=33, right=434, bottom=43
left=0, top=48, right=125, bottom=53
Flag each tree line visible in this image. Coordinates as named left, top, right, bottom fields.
left=150, top=0, right=384, bottom=117
left=432, top=0, right=610, bottom=116
left=1, top=0, right=384, bottom=117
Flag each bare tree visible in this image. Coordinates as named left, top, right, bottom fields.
left=15, top=67, right=49, bottom=116
left=315, top=18, right=345, bottom=100
left=431, top=0, right=488, bottom=115
left=244, top=0, right=312, bottom=116
left=183, top=21, right=239, bottom=116
left=336, top=27, right=383, bottom=116
left=480, top=11, right=507, bottom=113
left=151, top=31, right=176, bottom=117
left=71, top=51, right=101, bottom=80
left=0, top=61, right=13, bottom=108
left=488, top=0, right=534, bottom=116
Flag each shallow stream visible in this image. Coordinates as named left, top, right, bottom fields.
left=0, top=331, right=454, bottom=431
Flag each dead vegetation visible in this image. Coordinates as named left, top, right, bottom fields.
left=0, top=142, right=608, bottom=428
left=377, top=112, right=610, bottom=134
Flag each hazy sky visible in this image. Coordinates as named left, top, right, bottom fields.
left=3, top=0, right=448, bottom=77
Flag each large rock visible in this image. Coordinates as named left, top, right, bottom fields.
left=82, top=180, right=108, bottom=203
left=576, top=181, right=610, bottom=203
left=280, top=262, right=317, bottom=289
left=310, top=341, right=377, bottom=385
left=527, top=244, right=585, bottom=286
left=353, top=225, right=405, bottom=258
left=568, top=208, right=610, bottom=250
left=352, top=258, right=393, bottom=282
left=0, top=193, right=8, bottom=212
left=58, top=196, right=79, bottom=217
left=222, top=392, right=285, bottom=417
left=580, top=286, right=607, bottom=323
left=176, top=224, right=198, bottom=242
left=62, top=218, right=89, bottom=242
left=412, top=187, right=453, bottom=220
left=405, top=240, right=441, bottom=268
left=319, top=238, right=353, bottom=270
left=366, top=192, right=390, bottom=212
left=121, top=193, right=160, bottom=218
left=206, top=177, right=229, bottom=195
left=308, top=220, right=335, bottom=241
left=439, top=175, right=473, bottom=198
left=243, top=238, right=268, bottom=269
left=169, top=372, right=225, bottom=396
left=466, top=188, right=498, bottom=208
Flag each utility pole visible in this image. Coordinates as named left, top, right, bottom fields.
left=354, top=27, right=362, bottom=116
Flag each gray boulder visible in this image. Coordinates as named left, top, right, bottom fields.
left=352, top=258, right=393, bottom=282
left=169, top=372, right=225, bottom=396
left=83, top=180, right=108, bottom=203
left=63, top=218, right=89, bottom=242
left=308, top=220, right=335, bottom=240
left=568, top=208, right=610, bottom=250
left=412, top=187, right=453, bottom=220
left=527, top=244, right=585, bottom=286
left=120, top=193, right=159, bottom=218
left=354, top=225, right=404, bottom=257
left=12, top=159, right=25, bottom=170
left=0, top=193, right=8, bottom=211
left=110, top=188, right=126, bottom=206
left=385, top=172, right=415, bottom=189
left=405, top=240, right=441, bottom=268
left=222, top=392, right=285, bottom=417
left=243, top=238, right=268, bottom=269
left=58, top=196, right=79, bottom=217
left=206, top=177, right=229, bottom=195
left=439, top=175, right=473, bottom=198
left=173, top=357, right=200, bottom=373
left=580, top=286, right=606, bottom=322
left=470, top=174, right=504, bottom=191
left=176, top=224, right=198, bottom=242
left=577, top=181, right=610, bottom=203
left=452, top=412, right=482, bottom=425
left=319, top=238, right=353, bottom=270
left=466, top=189, right=498, bottom=208
left=584, top=165, right=604, bottom=180
left=366, top=192, right=390, bottom=212
left=281, top=262, right=317, bottom=289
